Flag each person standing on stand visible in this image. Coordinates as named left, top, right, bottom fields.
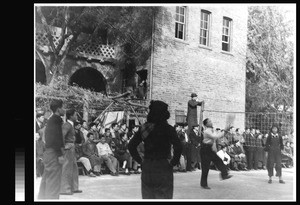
left=60, top=109, right=82, bottom=195
left=186, top=93, right=203, bottom=135
left=265, top=125, right=285, bottom=184
left=128, top=100, right=182, bottom=199
left=200, top=118, right=233, bottom=190
left=38, top=99, right=65, bottom=199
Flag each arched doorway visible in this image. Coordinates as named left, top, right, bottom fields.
left=36, top=60, right=46, bottom=84
left=69, top=67, right=107, bottom=94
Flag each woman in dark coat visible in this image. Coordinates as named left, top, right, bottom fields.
left=128, top=100, right=182, bottom=199
left=265, top=125, right=285, bottom=184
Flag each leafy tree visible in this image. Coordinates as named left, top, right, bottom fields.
left=36, top=6, right=170, bottom=86
left=246, top=6, right=294, bottom=112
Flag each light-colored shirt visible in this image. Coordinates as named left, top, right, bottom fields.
left=96, top=142, right=113, bottom=156
left=80, top=128, right=89, bottom=142
left=203, top=127, right=224, bottom=144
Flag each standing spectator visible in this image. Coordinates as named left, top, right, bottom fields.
left=265, top=125, right=285, bottom=184
left=89, top=123, right=101, bottom=144
left=281, top=141, right=293, bottom=168
left=290, top=142, right=294, bottom=157
left=178, top=123, right=189, bottom=172
left=110, top=123, right=120, bottom=146
left=255, top=129, right=265, bottom=169
left=60, top=109, right=82, bottom=195
left=80, top=120, right=89, bottom=142
left=128, top=100, right=182, bottom=199
left=114, top=132, right=131, bottom=175
left=244, top=127, right=257, bottom=170
left=82, top=133, right=103, bottom=176
left=36, top=132, right=45, bottom=177
left=38, top=99, right=65, bottom=199
left=96, top=135, right=119, bottom=176
left=186, top=93, right=203, bottom=135
left=36, top=112, right=45, bottom=133
left=234, top=128, right=245, bottom=144
left=200, top=118, right=232, bottom=190
left=262, top=133, right=268, bottom=170
left=226, top=126, right=236, bottom=145
left=189, top=125, right=201, bottom=171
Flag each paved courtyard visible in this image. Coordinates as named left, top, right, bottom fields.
left=35, top=167, right=295, bottom=201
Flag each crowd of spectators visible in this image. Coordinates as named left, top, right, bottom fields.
left=36, top=110, right=294, bottom=178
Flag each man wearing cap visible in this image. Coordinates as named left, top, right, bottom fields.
left=187, top=93, right=203, bottom=135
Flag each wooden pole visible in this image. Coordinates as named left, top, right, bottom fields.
left=93, top=101, right=114, bottom=123
left=127, top=103, right=142, bottom=125
left=198, top=101, right=205, bottom=136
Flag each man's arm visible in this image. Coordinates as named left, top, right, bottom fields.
left=204, top=129, right=224, bottom=140
left=188, top=100, right=203, bottom=108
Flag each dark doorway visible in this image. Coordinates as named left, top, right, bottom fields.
left=69, top=67, right=107, bottom=94
left=36, top=60, right=46, bottom=84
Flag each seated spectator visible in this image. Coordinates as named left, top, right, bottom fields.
left=114, top=132, right=131, bottom=175
left=82, top=133, right=103, bottom=176
left=228, top=141, right=247, bottom=171
left=281, top=141, right=293, bottom=168
left=216, top=145, right=231, bottom=170
left=110, top=123, right=120, bottom=146
left=36, top=132, right=45, bottom=177
left=89, top=123, right=101, bottom=144
left=103, top=128, right=112, bottom=145
left=216, top=132, right=229, bottom=151
left=96, top=135, right=119, bottom=176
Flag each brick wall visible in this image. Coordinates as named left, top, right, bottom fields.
left=150, top=5, right=248, bottom=129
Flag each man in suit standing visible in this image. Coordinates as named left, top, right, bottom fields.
left=186, top=93, right=203, bottom=135
left=38, top=99, right=65, bottom=199
left=60, top=109, right=82, bottom=195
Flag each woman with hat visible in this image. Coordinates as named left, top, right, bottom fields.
left=264, top=124, right=285, bottom=184
left=128, top=100, right=182, bottom=199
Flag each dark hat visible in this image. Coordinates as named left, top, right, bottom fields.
left=191, top=93, right=197, bottom=98
left=149, top=100, right=168, bottom=112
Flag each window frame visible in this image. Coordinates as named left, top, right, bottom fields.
left=200, top=10, right=211, bottom=47
left=222, top=17, right=232, bottom=52
left=175, top=6, right=187, bottom=40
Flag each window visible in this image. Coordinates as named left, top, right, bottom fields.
left=175, top=6, right=186, bottom=40
left=222, top=17, right=232, bottom=52
left=200, top=10, right=211, bottom=46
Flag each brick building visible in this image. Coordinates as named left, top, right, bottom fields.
left=145, top=5, right=248, bottom=129
left=35, top=5, right=248, bottom=129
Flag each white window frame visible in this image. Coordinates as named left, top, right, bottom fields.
left=175, top=6, right=186, bottom=40
left=200, top=10, right=211, bottom=46
left=222, top=17, right=232, bottom=52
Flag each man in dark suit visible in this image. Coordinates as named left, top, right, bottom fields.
left=186, top=93, right=203, bottom=135
left=60, top=109, right=82, bottom=195
left=178, top=123, right=189, bottom=172
left=189, top=125, right=201, bottom=171
left=38, top=99, right=65, bottom=199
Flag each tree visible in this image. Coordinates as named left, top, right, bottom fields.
left=36, top=6, right=170, bottom=87
left=246, top=6, right=294, bottom=112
